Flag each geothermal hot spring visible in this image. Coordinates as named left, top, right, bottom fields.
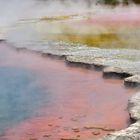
left=0, top=0, right=140, bottom=140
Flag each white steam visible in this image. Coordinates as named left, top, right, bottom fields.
left=0, top=0, right=139, bottom=27
left=0, top=0, right=140, bottom=40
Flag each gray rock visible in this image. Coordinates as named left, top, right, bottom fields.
left=103, top=66, right=132, bottom=78
left=129, top=92, right=140, bottom=120
left=124, top=75, right=140, bottom=86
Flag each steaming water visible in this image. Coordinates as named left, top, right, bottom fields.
left=0, top=42, right=136, bottom=140
left=0, top=0, right=94, bottom=38
left=0, top=66, right=50, bottom=134
left=1, top=0, right=140, bottom=49
left=0, top=0, right=97, bottom=27
left=0, top=1, right=140, bottom=139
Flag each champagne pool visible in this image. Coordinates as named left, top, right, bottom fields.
left=0, top=1, right=140, bottom=140
left=0, top=42, right=136, bottom=140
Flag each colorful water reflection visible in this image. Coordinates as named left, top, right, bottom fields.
left=0, top=42, right=136, bottom=140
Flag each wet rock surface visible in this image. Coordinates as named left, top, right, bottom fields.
left=124, top=75, right=140, bottom=87
left=103, top=66, right=132, bottom=78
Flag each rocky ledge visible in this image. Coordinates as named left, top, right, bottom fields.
left=124, top=75, right=140, bottom=87
left=66, top=55, right=140, bottom=86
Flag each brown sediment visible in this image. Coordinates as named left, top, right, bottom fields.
left=0, top=42, right=137, bottom=140
left=84, top=125, right=115, bottom=131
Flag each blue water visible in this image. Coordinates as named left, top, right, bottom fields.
left=0, top=66, right=49, bottom=133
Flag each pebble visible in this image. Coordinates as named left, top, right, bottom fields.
left=92, top=131, right=101, bottom=135
left=102, top=128, right=115, bottom=131
left=72, top=127, right=80, bottom=133
left=84, top=125, right=105, bottom=130
left=71, top=118, right=78, bottom=122
left=84, top=125, right=114, bottom=131
left=43, top=134, right=51, bottom=137
left=48, top=124, right=53, bottom=127
left=77, top=135, right=80, bottom=137
left=29, top=138, right=38, bottom=140
left=58, top=117, right=63, bottom=119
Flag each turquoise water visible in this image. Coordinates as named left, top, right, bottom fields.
left=0, top=66, right=49, bottom=133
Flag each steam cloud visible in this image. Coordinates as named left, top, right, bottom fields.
left=0, top=0, right=139, bottom=29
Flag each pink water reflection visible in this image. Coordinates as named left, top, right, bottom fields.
left=0, top=42, right=136, bottom=140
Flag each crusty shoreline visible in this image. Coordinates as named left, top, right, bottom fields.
left=5, top=40, right=140, bottom=139
left=100, top=91, right=140, bottom=140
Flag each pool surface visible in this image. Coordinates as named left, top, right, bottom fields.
left=0, top=42, right=136, bottom=140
